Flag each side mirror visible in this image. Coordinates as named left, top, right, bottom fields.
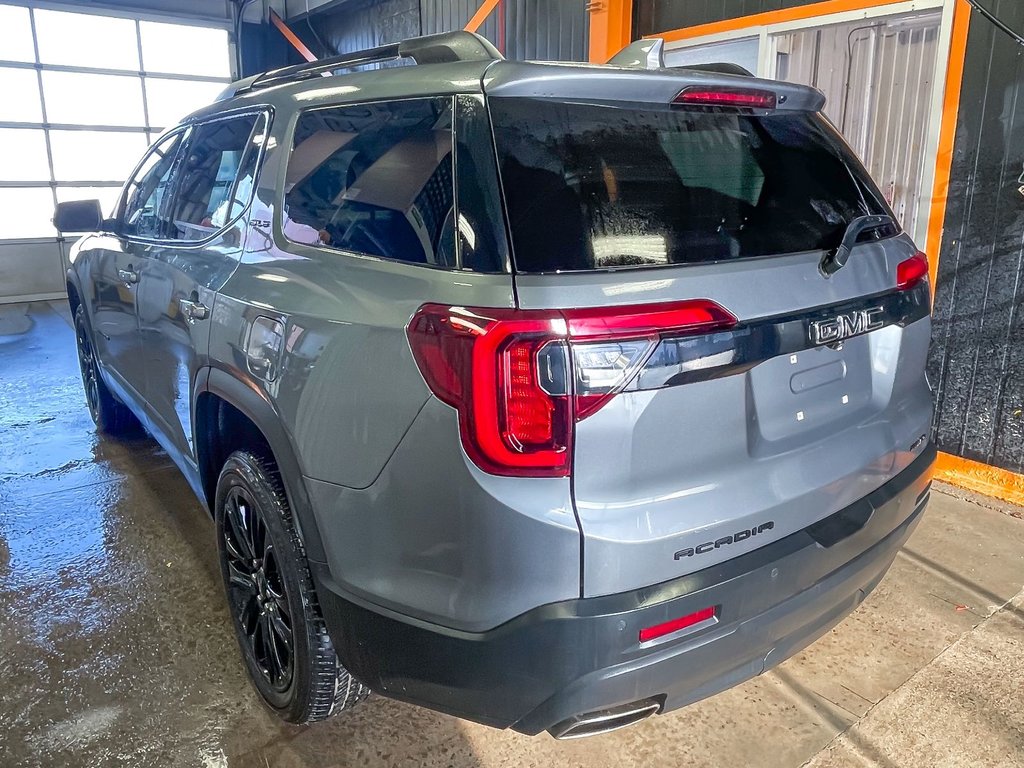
left=53, top=199, right=103, bottom=233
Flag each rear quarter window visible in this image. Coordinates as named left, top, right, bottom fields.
left=283, top=97, right=456, bottom=268
left=489, top=98, right=891, bottom=273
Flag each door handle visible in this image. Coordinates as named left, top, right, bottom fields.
left=117, top=267, right=139, bottom=286
left=179, top=297, right=209, bottom=322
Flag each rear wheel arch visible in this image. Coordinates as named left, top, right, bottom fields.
left=194, top=368, right=327, bottom=563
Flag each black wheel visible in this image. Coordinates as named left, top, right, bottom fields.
left=74, top=304, right=139, bottom=435
left=215, top=451, right=369, bottom=723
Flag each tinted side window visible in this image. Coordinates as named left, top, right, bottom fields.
left=454, top=95, right=508, bottom=273
left=285, top=98, right=455, bottom=267
left=168, top=113, right=261, bottom=241
left=222, top=114, right=269, bottom=225
left=120, top=131, right=185, bottom=239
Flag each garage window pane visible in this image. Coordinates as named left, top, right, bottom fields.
left=0, top=128, right=50, bottom=182
left=140, top=22, right=230, bottom=77
left=42, top=71, right=146, bottom=126
left=0, top=68, right=43, bottom=123
left=34, top=10, right=139, bottom=70
left=49, top=130, right=148, bottom=182
left=0, top=5, right=36, bottom=63
left=0, top=188, right=56, bottom=238
left=56, top=186, right=123, bottom=218
left=146, top=78, right=226, bottom=129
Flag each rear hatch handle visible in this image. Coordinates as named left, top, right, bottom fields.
left=820, top=214, right=895, bottom=277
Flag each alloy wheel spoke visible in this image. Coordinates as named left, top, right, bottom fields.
left=254, top=608, right=269, bottom=655
left=223, top=532, right=249, bottom=569
left=251, top=513, right=267, bottom=564
left=261, top=611, right=284, bottom=682
left=227, top=496, right=256, bottom=561
left=269, top=591, right=290, bottom=619
left=237, top=498, right=259, bottom=562
left=241, top=598, right=260, bottom=640
left=263, top=549, right=288, bottom=606
left=268, top=611, right=292, bottom=653
left=226, top=558, right=256, bottom=593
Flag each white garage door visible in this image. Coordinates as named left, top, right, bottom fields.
left=0, top=3, right=233, bottom=302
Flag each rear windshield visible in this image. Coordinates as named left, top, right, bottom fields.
left=489, top=98, right=891, bottom=273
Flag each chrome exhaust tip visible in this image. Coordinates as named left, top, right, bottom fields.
left=548, top=699, right=661, bottom=740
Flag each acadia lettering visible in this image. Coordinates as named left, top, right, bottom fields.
left=673, top=521, right=776, bottom=560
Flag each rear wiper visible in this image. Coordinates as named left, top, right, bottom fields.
left=819, top=214, right=895, bottom=277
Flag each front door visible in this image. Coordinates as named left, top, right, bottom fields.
left=84, top=235, right=142, bottom=399
left=92, top=130, right=187, bottom=404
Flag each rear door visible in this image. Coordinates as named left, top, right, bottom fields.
left=486, top=68, right=933, bottom=597
left=133, top=111, right=265, bottom=473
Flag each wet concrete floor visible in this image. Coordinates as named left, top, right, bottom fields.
left=1, top=300, right=1022, bottom=767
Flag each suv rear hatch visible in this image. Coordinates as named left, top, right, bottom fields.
left=486, top=64, right=933, bottom=596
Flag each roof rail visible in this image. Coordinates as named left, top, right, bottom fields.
left=229, top=30, right=502, bottom=98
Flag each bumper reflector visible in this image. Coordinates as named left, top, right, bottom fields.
left=639, top=605, right=717, bottom=643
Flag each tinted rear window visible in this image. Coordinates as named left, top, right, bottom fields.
left=489, top=98, right=890, bottom=273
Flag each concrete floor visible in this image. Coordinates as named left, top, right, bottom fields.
left=1, top=299, right=1023, bottom=768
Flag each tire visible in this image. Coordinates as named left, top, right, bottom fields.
left=74, top=304, right=139, bottom=436
left=215, top=450, right=369, bottom=723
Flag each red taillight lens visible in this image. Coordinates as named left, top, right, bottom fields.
left=407, top=305, right=570, bottom=477
left=503, top=340, right=554, bottom=446
left=639, top=605, right=717, bottom=643
left=673, top=87, right=777, bottom=110
left=897, top=252, right=929, bottom=290
left=564, top=301, right=735, bottom=339
left=407, top=300, right=735, bottom=477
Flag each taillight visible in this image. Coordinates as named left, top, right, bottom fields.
left=405, top=306, right=571, bottom=477
left=673, top=87, right=777, bottom=110
left=897, top=252, right=929, bottom=290
left=407, top=300, right=735, bottom=477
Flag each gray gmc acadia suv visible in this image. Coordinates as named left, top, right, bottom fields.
left=55, top=32, right=936, bottom=739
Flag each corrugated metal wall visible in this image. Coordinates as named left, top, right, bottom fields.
left=308, top=0, right=421, bottom=58
left=928, top=1, right=1024, bottom=473
left=774, top=14, right=941, bottom=245
left=306, top=0, right=587, bottom=61
left=420, top=0, right=500, bottom=51
left=636, top=0, right=821, bottom=36
left=502, top=0, right=589, bottom=61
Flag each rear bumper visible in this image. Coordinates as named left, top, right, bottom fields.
left=313, top=443, right=935, bottom=735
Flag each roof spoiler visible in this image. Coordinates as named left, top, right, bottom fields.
left=607, top=38, right=754, bottom=77
left=221, top=30, right=502, bottom=100
left=607, top=38, right=665, bottom=69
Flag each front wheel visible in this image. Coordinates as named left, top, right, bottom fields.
left=215, top=450, right=369, bottom=723
left=73, top=304, right=139, bottom=435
